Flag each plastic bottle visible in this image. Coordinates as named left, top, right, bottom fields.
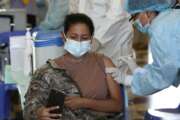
left=24, top=28, right=33, bottom=76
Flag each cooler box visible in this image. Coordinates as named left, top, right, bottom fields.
left=34, top=31, right=65, bottom=69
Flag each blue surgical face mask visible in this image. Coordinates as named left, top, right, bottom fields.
left=133, top=19, right=150, bottom=33
left=64, top=38, right=91, bottom=58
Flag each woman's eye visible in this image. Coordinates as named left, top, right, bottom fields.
left=69, top=36, right=77, bottom=39
left=82, top=38, right=88, bottom=40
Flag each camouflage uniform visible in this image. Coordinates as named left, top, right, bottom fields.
left=24, top=60, right=122, bottom=120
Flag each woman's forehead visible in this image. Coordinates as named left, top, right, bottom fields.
left=67, top=23, right=91, bottom=34
left=69, top=23, right=89, bottom=29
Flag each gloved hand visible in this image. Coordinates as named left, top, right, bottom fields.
left=117, top=56, right=138, bottom=73
left=106, top=67, right=132, bottom=86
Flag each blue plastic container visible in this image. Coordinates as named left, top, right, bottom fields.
left=0, top=31, right=26, bottom=45
left=34, top=31, right=65, bottom=68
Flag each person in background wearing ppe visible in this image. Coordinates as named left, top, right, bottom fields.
left=24, top=13, right=123, bottom=120
left=35, top=0, right=48, bottom=25
left=37, top=0, right=69, bottom=31
left=108, top=0, right=180, bottom=96
left=107, top=1, right=180, bottom=119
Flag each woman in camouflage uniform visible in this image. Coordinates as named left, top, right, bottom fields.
left=24, top=13, right=123, bottom=120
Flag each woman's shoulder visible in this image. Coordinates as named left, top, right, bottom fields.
left=32, top=57, right=66, bottom=78
left=31, top=63, right=52, bottom=82
left=92, top=52, right=115, bottom=68
left=103, top=56, right=116, bottom=68
left=91, top=52, right=106, bottom=59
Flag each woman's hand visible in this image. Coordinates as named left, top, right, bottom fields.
left=36, top=106, right=62, bottom=120
left=65, top=96, right=85, bottom=110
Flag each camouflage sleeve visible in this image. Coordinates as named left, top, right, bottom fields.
left=23, top=64, right=51, bottom=120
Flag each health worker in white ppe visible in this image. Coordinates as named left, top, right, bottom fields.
left=107, top=0, right=180, bottom=96
left=69, top=0, right=134, bottom=82
left=37, top=0, right=69, bottom=30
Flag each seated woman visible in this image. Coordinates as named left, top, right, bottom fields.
left=24, top=13, right=123, bottom=120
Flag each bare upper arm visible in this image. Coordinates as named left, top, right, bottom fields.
left=103, top=56, right=122, bottom=102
